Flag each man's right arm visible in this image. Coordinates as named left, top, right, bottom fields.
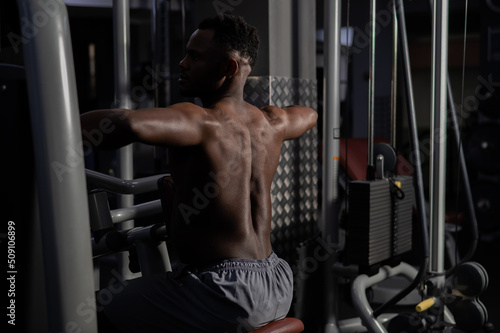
left=80, top=103, right=208, bottom=150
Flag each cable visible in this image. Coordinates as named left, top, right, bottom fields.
left=373, top=0, right=430, bottom=317
left=421, top=0, right=478, bottom=278
left=344, top=0, right=351, bottom=210
left=444, top=0, right=478, bottom=276
left=453, top=0, right=469, bottom=272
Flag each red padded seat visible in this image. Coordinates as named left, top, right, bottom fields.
left=250, top=318, right=304, bottom=333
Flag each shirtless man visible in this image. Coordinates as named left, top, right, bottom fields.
left=82, top=14, right=317, bottom=332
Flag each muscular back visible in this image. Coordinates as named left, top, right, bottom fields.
left=169, top=102, right=286, bottom=266
left=81, top=100, right=316, bottom=267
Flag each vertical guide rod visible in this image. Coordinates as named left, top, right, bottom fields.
left=391, top=0, right=398, bottom=147
left=113, top=0, right=135, bottom=280
left=366, top=0, right=377, bottom=180
left=429, top=2, right=448, bottom=328
left=151, top=0, right=159, bottom=106
left=372, top=0, right=431, bottom=317
left=322, top=0, right=341, bottom=331
left=429, top=0, right=449, bottom=279
left=152, top=0, right=171, bottom=171
left=18, top=0, right=97, bottom=331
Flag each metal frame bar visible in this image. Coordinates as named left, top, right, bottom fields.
left=113, top=0, right=136, bottom=280
left=371, top=0, right=431, bottom=318
left=86, top=169, right=169, bottom=194
left=111, top=199, right=163, bottom=223
left=92, top=224, right=171, bottom=272
left=351, top=263, right=418, bottom=333
left=391, top=0, right=398, bottom=147
left=445, top=74, right=478, bottom=275
left=113, top=0, right=134, bottom=186
left=322, top=0, right=342, bottom=331
left=18, top=0, right=97, bottom=331
left=351, top=261, right=455, bottom=333
left=367, top=0, right=377, bottom=180
left=429, top=0, right=449, bottom=279
left=395, top=0, right=430, bottom=265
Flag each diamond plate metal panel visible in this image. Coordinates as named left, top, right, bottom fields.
left=244, top=76, right=318, bottom=263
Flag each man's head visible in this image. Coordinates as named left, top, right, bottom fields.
left=178, top=14, right=260, bottom=101
left=198, top=14, right=259, bottom=69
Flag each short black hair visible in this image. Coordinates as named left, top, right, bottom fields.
left=198, top=14, right=260, bottom=68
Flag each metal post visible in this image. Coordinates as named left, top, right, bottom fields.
left=396, top=0, right=430, bottom=260
left=366, top=0, right=377, bottom=180
left=445, top=75, right=478, bottom=275
left=370, top=0, right=431, bottom=317
left=391, top=0, right=398, bottom=147
left=113, top=0, right=135, bottom=280
left=151, top=0, right=159, bottom=106
left=322, top=0, right=341, bottom=331
left=151, top=0, right=171, bottom=171
left=429, top=0, right=449, bottom=278
left=17, top=0, right=97, bottom=331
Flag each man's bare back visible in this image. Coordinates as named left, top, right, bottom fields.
left=169, top=101, right=304, bottom=266
left=81, top=100, right=316, bottom=267
left=86, top=14, right=317, bottom=332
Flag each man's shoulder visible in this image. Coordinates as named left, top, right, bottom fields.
left=258, top=105, right=285, bottom=121
left=170, top=102, right=207, bottom=113
left=259, top=104, right=282, bottom=113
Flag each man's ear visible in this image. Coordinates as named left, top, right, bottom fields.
left=226, top=58, right=239, bottom=79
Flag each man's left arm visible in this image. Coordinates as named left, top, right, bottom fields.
left=280, top=105, right=318, bottom=140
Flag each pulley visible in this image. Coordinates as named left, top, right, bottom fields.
left=449, top=262, right=490, bottom=332
left=453, top=261, right=489, bottom=298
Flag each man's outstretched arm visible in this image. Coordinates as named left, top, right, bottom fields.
left=280, top=105, right=318, bottom=140
left=80, top=103, right=207, bottom=150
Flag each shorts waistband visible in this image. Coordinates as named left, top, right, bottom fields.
left=200, top=252, right=281, bottom=273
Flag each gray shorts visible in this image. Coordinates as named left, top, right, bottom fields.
left=99, top=252, right=293, bottom=333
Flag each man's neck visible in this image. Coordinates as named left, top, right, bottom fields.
left=201, top=85, right=245, bottom=108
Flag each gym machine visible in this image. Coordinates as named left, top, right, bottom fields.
left=87, top=170, right=173, bottom=281
left=322, top=0, right=491, bottom=332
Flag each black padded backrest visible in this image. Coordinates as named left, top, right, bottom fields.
left=1, top=63, right=32, bottom=219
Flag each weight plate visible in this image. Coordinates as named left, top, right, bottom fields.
left=373, top=143, right=398, bottom=174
